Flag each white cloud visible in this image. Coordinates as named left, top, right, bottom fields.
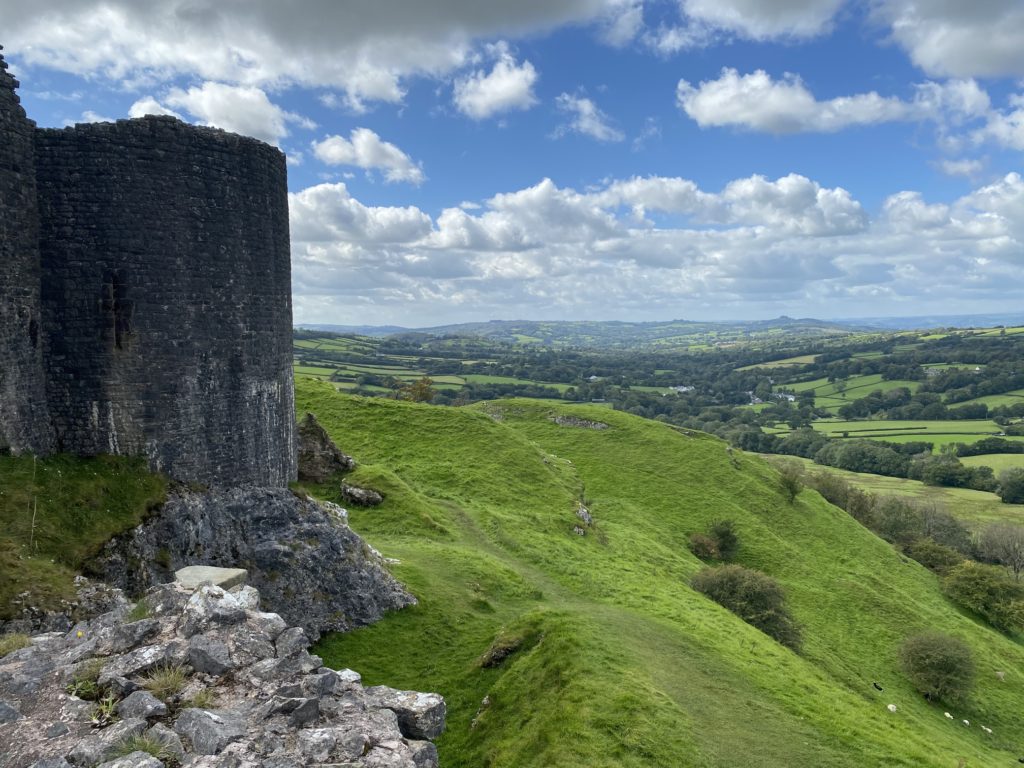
left=554, top=93, right=624, bottom=141
left=452, top=43, right=539, bottom=119
left=681, top=0, right=844, bottom=40
left=288, top=172, right=1024, bottom=324
left=974, top=97, right=1024, bottom=151
left=127, top=96, right=182, bottom=119
left=290, top=183, right=433, bottom=244
left=937, top=158, right=984, bottom=178
left=676, top=69, right=997, bottom=136
left=159, top=82, right=310, bottom=145
left=79, top=110, right=114, bottom=123
left=0, top=1, right=614, bottom=109
left=600, top=0, right=644, bottom=46
left=876, top=0, right=1024, bottom=78
left=312, top=129, right=425, bottom=185
left=677, top=68, right=916, bottom=133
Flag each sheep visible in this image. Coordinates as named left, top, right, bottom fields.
left=981, top=726, right=993, bottom=734
left=963, top=720, right=970, bottom=727
left=996, top=670, right=1006, bottom=682
left=886, top=704, right=898, bottom=713
left=872, top=682, right=884, bottom=691
left=944, top=712, right=954, bottom=719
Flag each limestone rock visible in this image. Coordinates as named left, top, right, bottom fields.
left=95, top=753, right=163, bottom=768
left=297, top=412, right=355, bottom=483
left=339, top=482, right=384, bottom=507
left=174, top=567, right=248, bottom=591
left=365, top=688, right=447, bottom=740
left=66, top=718, right=148, bottom=766
left=173, top=709, right=246, bottom=755
left=0, top=583, right=443, bottom=768
left=93, top=487, right=414, bottom=641
left=115, top=691, right=167, bottom=720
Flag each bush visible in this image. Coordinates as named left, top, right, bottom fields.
left=687, top=533, right=720, bottom=561
left=773, top=460, right=804, bottom=503
left=943, top=562, right=1024, bottom=633
left=690, top=565, right=802, bottom=650
left=708, top=520, right=739, bottom=561
left=998, top=468, right=1024, bottom=504
left=905, top=539, right=964, bottom=574
left=899, top=631, right=974, bottom=703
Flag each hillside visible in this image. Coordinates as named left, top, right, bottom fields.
left=295, top=379, right=1024, bottom=767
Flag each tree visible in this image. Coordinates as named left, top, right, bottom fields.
left=398, top=376, right=435, bottom=403
left=772, top=459, right=804, bottom=503
left=708, top=520, right=739, bottom=560
left=978, top=523, right=1024, bottom=580
left=691, top=565, right=802, bottom=650
left=998, top=468, right=1024, bottom=504
left=943, top=562, right=1024, bottom=633
left=899, top=631, right=975, bottom=703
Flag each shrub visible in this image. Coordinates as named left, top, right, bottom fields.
left=774, top=460, right=804, bottom=503
left=905, top=539, right=964, bottom=574
left=899, top=631, right=974, bottom=703
left=873, top=497, right=923, bottom=547
left=708, top=520, right=739, bottom=561
left=690, top=565, right=802, bottom=650
left=126, top=599, right=151, bottom=622
left=998, top=468, right=1024, bottom=505
left=977, top=522, right=1024, bottom=580
left=943, top=562, right=1024, bottom=633
left=687, top=533, right=720, bottom=561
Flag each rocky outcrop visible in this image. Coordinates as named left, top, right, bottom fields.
left=91, top=488, right=414, bottom=641
left=0, top=582, right=445, bottom=768
left=548, top=415, right=609, bottom=430
left=339, top=483, right=384, bottom=508
left=297, top=413, right=355, bottom=483
left=0, top=578, right=129, bottom=637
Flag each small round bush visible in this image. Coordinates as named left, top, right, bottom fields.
left=691, top=565, right=802, bottom=650
left=943, top=562, right=1024, bottom=633
left=688, top=533, right=720, bottom=561
left=899, top=631, right=974, bottom=703
left=905, top=538, right=964, bottom=574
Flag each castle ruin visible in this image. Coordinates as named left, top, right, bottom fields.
left=0, top=47, right=297, bottom=486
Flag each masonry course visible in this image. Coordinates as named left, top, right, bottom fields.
left=0, top=47, right=297, bottom=486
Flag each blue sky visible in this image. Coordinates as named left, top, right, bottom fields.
left=4, top=1, right=1024, bottom=326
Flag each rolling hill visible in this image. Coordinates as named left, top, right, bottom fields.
left=295, top=379, right=1024, bottom=767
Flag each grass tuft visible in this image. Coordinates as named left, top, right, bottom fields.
left=141, top=664, right=188, bottom=700
left=0, top=633, right=31, bottom=657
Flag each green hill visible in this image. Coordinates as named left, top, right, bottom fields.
left=296, top=379, right=1024, bottom=767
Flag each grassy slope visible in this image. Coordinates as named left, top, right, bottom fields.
left=296, top=380, right=1024, bottom=768
left=771, top=456, right=1024, bottom=528
left=0, top=454, right=167, bottom=617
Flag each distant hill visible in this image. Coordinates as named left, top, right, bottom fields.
left=300, top=316, right=869, bottom=349
left=836, top=312, right=1024, bottom=331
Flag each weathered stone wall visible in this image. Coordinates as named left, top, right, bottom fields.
left=33, top=115, right=297, bottom=486
left=0, top=47, right=53, bottom=454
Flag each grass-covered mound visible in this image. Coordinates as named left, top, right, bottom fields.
left=0, top=454, right=166, bottom=618
left=297, top=378, right=1024, bottom=767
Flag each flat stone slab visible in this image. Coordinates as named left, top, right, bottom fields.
left=175, top=566, right=248, bottom=591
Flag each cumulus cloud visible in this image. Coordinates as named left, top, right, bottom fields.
left=452, top=43, right=539, bottom=119
left=876, top=0, right=1024, bottom=78
left=677, top=69, right=996, bottom=136
left=127, top=96, right=182, bottom=120
left=0, top=0, right=613, bottom=109
left=937, top=158, right=984, bottom=178
left=554, top=93, right=624, bottom=141
left=680, top=0, right=844, bottom=40
left=312, top=129, right=426, bottom=185
left=287, top=171, right=1024, bottom=324
left=150, top=82, right=312, bottom=144
left=677, top=68, right=916, bottom=133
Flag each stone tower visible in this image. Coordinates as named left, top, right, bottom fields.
left=0, top=46, right=298, bottom=486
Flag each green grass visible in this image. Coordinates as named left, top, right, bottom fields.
left=0, top=454, right=166, bottom=619
left=736, top=353, right=818, bottom=370
left=296, top=379, right=1024, bottom=767
left=960, top=454, right=1024, bottom=474
left=770, top=456, right=1024, bottom=528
